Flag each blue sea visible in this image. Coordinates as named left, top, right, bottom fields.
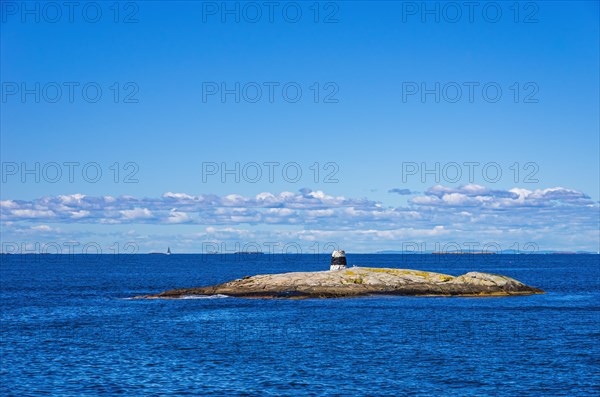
left=1, top=254, right=599, bottom=396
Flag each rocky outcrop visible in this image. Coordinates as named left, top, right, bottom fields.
left=136, top=267, right=544, bottom=299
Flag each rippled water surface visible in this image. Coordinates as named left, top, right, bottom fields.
left=1, top=254, right=599, bottom=396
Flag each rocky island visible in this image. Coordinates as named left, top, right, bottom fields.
left=136, top=251, right=544, bottom=299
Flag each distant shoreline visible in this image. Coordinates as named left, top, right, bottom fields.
left=1, top=252, right=598, bottom=255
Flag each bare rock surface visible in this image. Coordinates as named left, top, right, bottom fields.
left=135, top=267, right=544, bottom=299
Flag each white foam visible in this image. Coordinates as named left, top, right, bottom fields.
left=122, top=294, right=230, bottom=300
left=178, top=294, right=230, bottom=300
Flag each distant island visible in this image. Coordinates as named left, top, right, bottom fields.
left=148, top=247, right=172, bottom=255
left=135, top=250, right=544, bottom=300
left=431, top=251, right=496, bottom=255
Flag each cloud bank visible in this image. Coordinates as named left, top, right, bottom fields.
left=2, top=185, right=598, bottom=251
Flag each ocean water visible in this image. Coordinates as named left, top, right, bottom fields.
left=1, top=254, right=599, bottom=396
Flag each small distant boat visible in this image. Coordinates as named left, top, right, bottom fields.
left=167, top=247, right=171, bottom=255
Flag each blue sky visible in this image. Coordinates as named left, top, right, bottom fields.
left=1, top=1, right=599, bottom=253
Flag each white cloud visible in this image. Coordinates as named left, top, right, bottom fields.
left=163, top=192, right=195, bottom=200
left=0, top=200, right=18, bottom=209
left=166, top=209, right=191, bottom=224
left=119, top=207, right=154, bottom=220
left=30, top=225, right=52, bottom=232
left=11, top=209, right=56, bottom=219
left=70, top=210, right=90, bottom=219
